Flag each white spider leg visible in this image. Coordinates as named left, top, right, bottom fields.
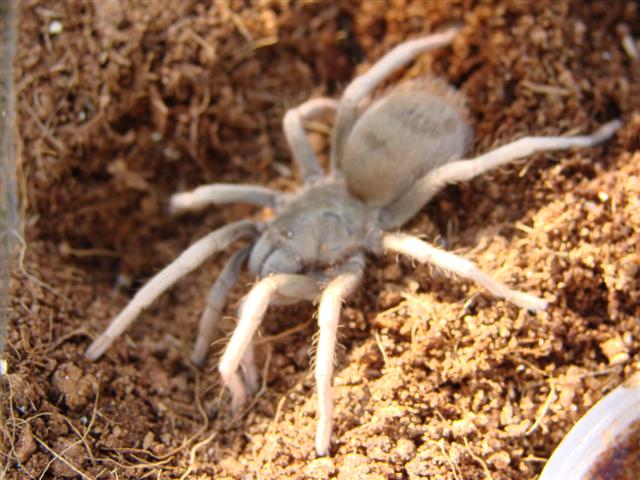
left=315, top=254, right=364, bottom=457
left=240, top=337, right=259, bottom=395
left=381, top=232, right=548, bottom=311
left=284, top=97, right=338, bottom=182
left=384, top=119, right=622, bottom=228
left=238, top=270, right=330, bottom=393
left=191, top=247, right=250, bottom=366
left=86, top=220, right=258, bottom=361
left=331, top=25, right=461, bottom=171
left=218, top=274, right=320, bottom=411
left=169, top=184, right=280, bottom=214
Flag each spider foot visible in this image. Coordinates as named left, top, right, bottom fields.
left=242, top=362, right=260, bottom=396
left=168, top=191, right=195, bottom=214
left=190, top=345, right=207, bottom=369
left=508, top=290, right=549, bottom=312
left=220, top=367, right=248, bottom=411
left=315, top=417, right=332, bottom=457
left=85, top=333, right=115, bottom=361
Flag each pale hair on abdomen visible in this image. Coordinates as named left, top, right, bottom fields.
left=340, top=78, right=472, bottom=207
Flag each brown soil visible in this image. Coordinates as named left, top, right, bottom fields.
left=3, top=1, right=640, bottom=479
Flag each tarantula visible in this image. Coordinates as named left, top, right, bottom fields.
left=86, top=26, right=620, bottom=456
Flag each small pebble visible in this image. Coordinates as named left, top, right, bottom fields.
left=48, top=20, right=63, bottom=34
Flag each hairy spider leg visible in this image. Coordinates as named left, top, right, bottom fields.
left=191, top=247, right=251, bottom=366
left=315, top=254, right=364, bottom=456
left=331, top=25, right=461, bottom=172
left=240, top=337, right=259, bottom=395
left=218, top=274, right=320, bottom=410
left=384, top=119, right=622, bottom=228
left=85, top=221, right=258, bottom=360
left=169, top=184, right=280, bottom=214
left=284, top=97, right=338, bottom=181
left=170, top=97, right=338, bottom=213
left=381, top=232, right=548, bottom=311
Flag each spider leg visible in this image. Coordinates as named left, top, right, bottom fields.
left=85, top=220, right=258, bottom=361
left=240, top=338, right=259, bottom=395
left=169, top=184, right=280, bottom=214
left=331, top=25, right=461, bottom=172
left=237, top=272, right=331, bottom=395
left=383, top=119, right=622, bottom=228
left=191, top=246, right=251, bottom=366
left=218, top=274, right=320, bottom=411
left=315, top=254, right=364, bottom=457
left=284, top=97, right=338, bottom=182
left=381, top=232, right=548, bottom=311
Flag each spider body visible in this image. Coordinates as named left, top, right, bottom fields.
left=86, top=26, right=621, bottom=456
left=249, top=180, right=375, bottom=277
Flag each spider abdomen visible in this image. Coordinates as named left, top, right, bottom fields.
left=340, top=78, right=472, bottom=208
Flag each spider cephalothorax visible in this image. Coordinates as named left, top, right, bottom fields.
left=86, top=26, right=620, bottom=456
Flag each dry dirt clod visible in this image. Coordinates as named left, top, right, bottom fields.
left=51, top=362, right=97, bottom=411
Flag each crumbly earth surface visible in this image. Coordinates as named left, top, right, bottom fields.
left=3, top=1, right=639, bottom=479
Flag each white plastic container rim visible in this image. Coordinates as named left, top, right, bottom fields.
left=539, top=371, right=640, bottom=480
